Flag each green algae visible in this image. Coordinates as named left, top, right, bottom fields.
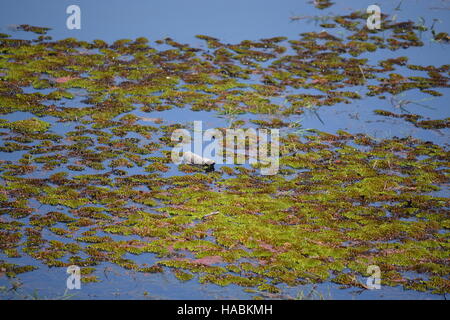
left=1, top=118, right=51, bottom=134
left=174, top=270, right=195, bottom=282
left=0, top=17, right=449, bottom=298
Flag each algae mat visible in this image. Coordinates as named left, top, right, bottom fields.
left=0, top=4, right=449, bottom=299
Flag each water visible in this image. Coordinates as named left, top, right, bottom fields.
left=0, top=0, right=449, bottom=300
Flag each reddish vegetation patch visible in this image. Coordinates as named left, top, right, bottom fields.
left=191, top=256, right=223, bottom=266
left=258, top=242, right=278, bottom=253
left=55, top=76, right=77, bottom=83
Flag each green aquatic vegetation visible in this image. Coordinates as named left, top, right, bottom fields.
left=0, top=18, right=449, bottom=297
left=178, top=164, right=205, bottom=173
left=73, top=206, right=113, bottom=221
left=38, top=186, right=90, bottom=209
left=415, top=118, right=450, bottom=129
left=111, top=124, right=158, bottom=138
left=4, top=248, right=21, bottom=258
left=49, top=227, right=72, bottom=237
left=1, top=118, right=50, bottom=134
left=139, top=265, right=164, bottom=273
left=109, top=157, right=134, bottom=169
left=81, top=275, right=101, bottom=283
left=16, top=24, right=51, bottom=35
left=374, top=109, right=450, bottom=130
left=0, top=142, right=31, bottom=153
left=432, top=31, right=450, bottom=43
left=174, top=270, right=195, bottom=282
left=76, top=235, right=112, bottom=243
left=145, top=162, right=169, bottom=173
left=199, top=274, right=264, bottom=287
left=0, top=261, right=38, bottom=278
left=250, top=118, right=289, bottom=128
left=313, top=0, right=334, bottom=10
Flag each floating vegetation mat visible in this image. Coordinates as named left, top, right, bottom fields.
left=0, top=8, right=449, bottom=298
